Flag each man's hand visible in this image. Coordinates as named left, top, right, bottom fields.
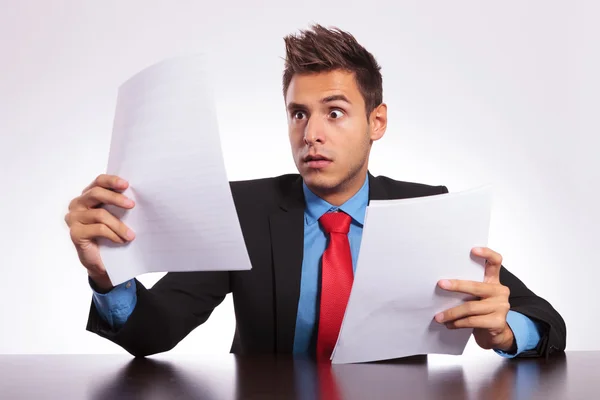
left=434, top=247, right=515, bottom=352
left=64, top=174, right=136, bottom=291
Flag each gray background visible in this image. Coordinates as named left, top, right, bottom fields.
left=0, top=0, right=596, bottom=354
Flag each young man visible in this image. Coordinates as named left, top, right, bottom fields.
left=65, top=25, right=566, bottom=361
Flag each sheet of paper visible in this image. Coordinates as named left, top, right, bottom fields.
left=331, top=186, right=492, bottom=364
left=98, top=55, right=252, bottom=286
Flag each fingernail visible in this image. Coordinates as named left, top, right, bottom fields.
left=124, top=198, right=134, bottom=207
left=117, top=179, right=127, bottom=188
left=434, top=313, right=444, bottom=322
left=126, top=229, right=135, bottom=240
left=473, top=247, right=483, bottom=253
left=439, top=279, right=451, bottom=289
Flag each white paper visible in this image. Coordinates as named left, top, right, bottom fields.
left=331, top=186, right=492, bottom=364
left=98, top=55, right=252, bottom=285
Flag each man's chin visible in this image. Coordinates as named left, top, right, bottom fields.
left=301, top=171, right=340, bottom=193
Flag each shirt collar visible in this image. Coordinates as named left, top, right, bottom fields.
left=302, top=174, right=369, bottom=226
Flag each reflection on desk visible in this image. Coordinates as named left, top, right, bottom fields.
left=1, top=351, right=591, bottom=400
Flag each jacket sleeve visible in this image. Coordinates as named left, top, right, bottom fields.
left=500, top=266, right=566, bottom=358
left=86, top=270, right=230, bottom=357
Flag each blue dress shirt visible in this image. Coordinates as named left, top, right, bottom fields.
left=292, top=175, right=370, bottom=353
left=92, top=175, right=540, bottom=357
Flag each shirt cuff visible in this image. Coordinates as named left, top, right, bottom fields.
left=91, top=278, right=137, bottom=329
left=494, top=310, right=541, bottom=358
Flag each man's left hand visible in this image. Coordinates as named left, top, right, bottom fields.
left=434, top=247, right=515, bottom=352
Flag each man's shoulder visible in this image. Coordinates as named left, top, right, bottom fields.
left=370, top=174, right=449, bottom=198
left=229, top=173, right=302, bottom=209
left=228, top=173, right=449, bottom=200
left=230, top=174, right=301, bottom=194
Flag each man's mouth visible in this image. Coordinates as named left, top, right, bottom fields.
left=303, top=154, right=332, bottom=169
left=304, top=154, right=331, bottom=162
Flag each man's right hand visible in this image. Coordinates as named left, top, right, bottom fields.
left=65, top=174, right=136, bottom=291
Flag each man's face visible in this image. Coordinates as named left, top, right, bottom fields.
left=285, top=69, right=381, bottom=196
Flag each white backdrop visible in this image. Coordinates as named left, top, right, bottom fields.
left=0, top=0, right=597, bottom=355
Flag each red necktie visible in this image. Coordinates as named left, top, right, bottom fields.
left=316, top=211, right=354, bottom=362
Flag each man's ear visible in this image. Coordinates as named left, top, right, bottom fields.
left=369, top=103, right=387, bottom=142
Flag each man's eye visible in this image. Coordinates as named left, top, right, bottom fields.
left=293, top=111, right=307, bottom=120
left=329, top=110, right=344, bottom=119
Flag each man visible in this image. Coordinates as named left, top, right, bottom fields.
left=65, top=24, right=566, bottom=361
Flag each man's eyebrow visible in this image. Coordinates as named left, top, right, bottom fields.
left=286, top=95, right=352, bottom=111
left=321, top=94, right=351, bottom=104
left=286, top=102, right=306, bottom=111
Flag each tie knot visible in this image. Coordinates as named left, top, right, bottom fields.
left=319, top=211, right=352, bottom=234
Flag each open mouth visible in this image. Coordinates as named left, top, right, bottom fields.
left=304, top=154, right=332, bottom=168
left=304, top=154, right=331, bottom=162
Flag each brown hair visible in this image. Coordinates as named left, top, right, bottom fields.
left=282, top=24, right=383, bottom=118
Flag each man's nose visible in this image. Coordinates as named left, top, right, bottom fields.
left=303, top=116, right=325, bottom=145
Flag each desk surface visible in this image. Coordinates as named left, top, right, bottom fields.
left=0, top=352, right=595, bottom=399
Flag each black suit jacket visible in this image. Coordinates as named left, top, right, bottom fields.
left=87, top=173, right=566, bottom=358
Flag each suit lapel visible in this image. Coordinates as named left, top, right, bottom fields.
left=368, top=171, right=389, bottom=202
left=269, top=176, right=305, bottom=353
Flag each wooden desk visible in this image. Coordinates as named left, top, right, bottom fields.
left=0, top=352, right=594, bottom=399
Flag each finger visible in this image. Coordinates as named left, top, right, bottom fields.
left=82, top=174, right=129, bottom=194
left=73, top=186, right=135, bottom=210
left=484, top=261, right=502, bottom=284
left=445, top=313, right=507, bottom=330
left=438, top=279, right=497, bottom=298
left=472, top=247, right=503, bottom=283
left=434, top=300, right=498, bottom=323
left=69, top=209, right=135, bottom=241
left=70, top=222, right=126, bottom=245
